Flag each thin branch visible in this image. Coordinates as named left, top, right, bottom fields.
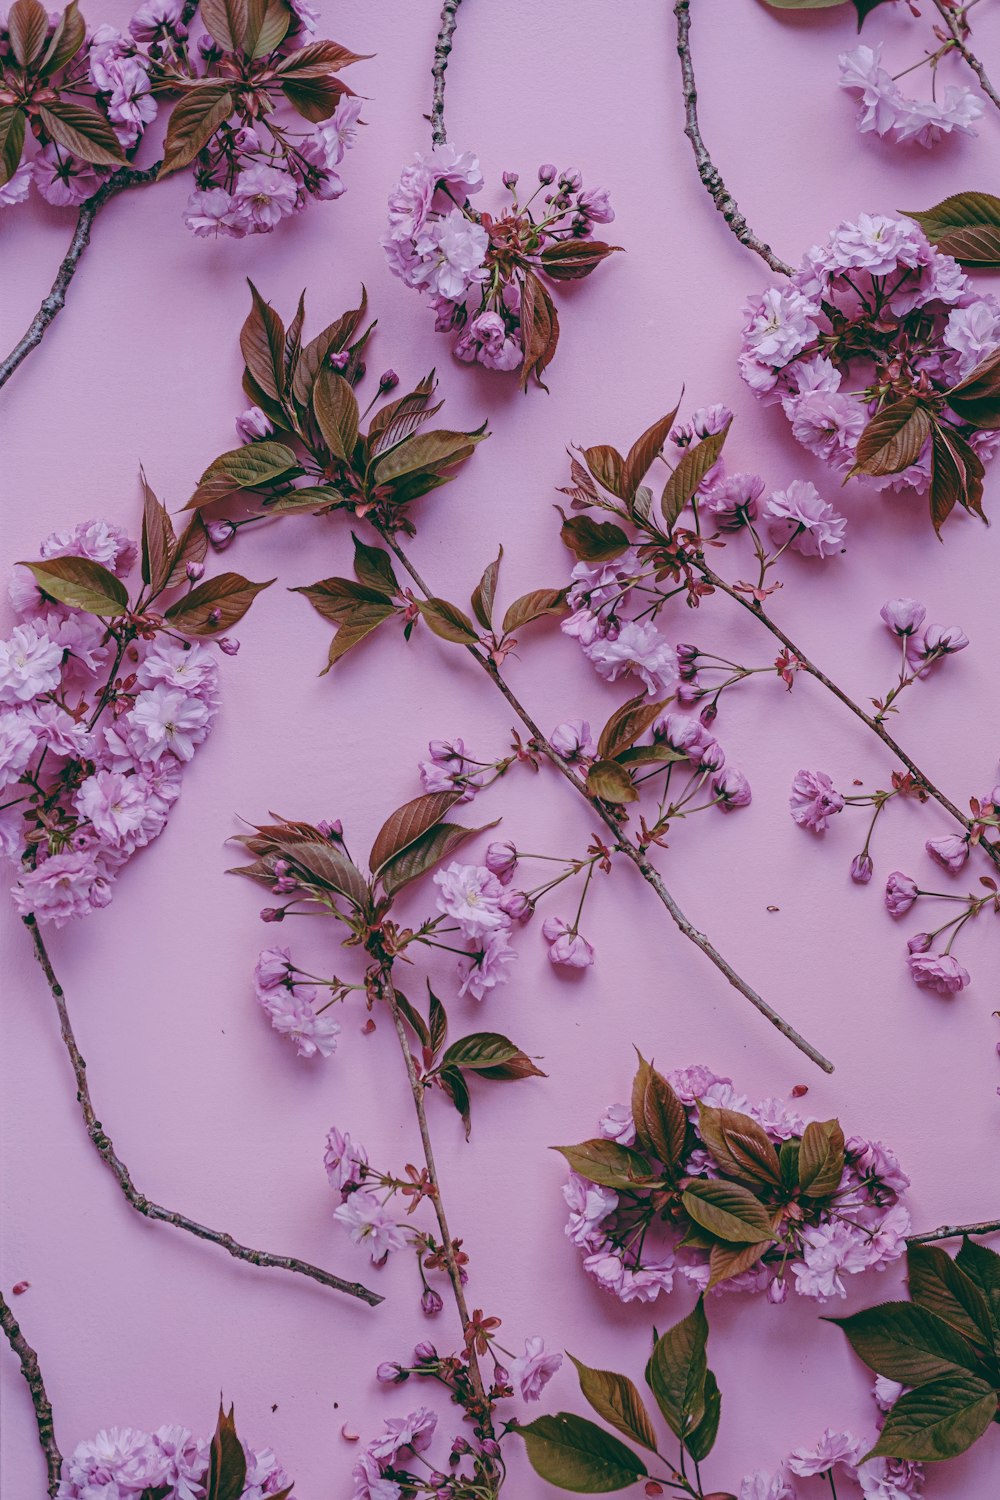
left=673, top=0, right=794, bottom=277
left=930, top=0, right=1000, bottom=113
left=22, top=915, right=382, bottom=1306
left=697, top=564, right=1000, bottom=874
left=379, top=971, right=496, bottom=1438
left=374, top=525, right=835, bottom=1075
left=430, top=0, right=465, bottom=145
left=0, top=165, right=159, bottom=395
left=908, top=1218, right=1000, bottom=1245
left=0, top=1291, right=62, bottom=1497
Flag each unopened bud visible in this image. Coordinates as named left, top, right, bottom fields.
left=538, top=163, right=556, bottom=184
left=185, top=561, right=205, bottom=582
left=378, top=369, right=399, bottom=392
left=376, top=1361, right=407, bottom=1384
left=421, top=1286, right=444, bottom=1316
left=218, top=636, right=240, bottom=656
left=502, top=170, right=518, bottom=190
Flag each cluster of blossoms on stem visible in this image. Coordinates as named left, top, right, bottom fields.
left=56, top=1419, right=294, bottom=1499
left=252, top=944, right=343, bottom=1056
left=562, top=1061, right=909, bottom=1305
left=739, top=215, right=1000, bottom=524
left=838, top=42, right=982, bottom=148
left=382, top=146, right=618, bottom=386
left=0, top=516, right=249, bottom=924
left=739, top=1380, right=923, bottom=1499
left=0, top=0, right=364, bottom=235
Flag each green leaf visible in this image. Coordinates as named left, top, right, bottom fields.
left=140, top=473, right=176, bottom=594
left=322, top=611, right=393, bottom=670
left=955, top=1237, right=1000, bottom=1306
left=631, top=1054, right=688, bottom=1173
left=582, top=445, right=626, bottom=499
left=40, top=0, right=85, bottom=74
left=372, top=426, right=489, bottom=486
left=471, top=546, right=502, bottom=630
left=379, top=820, right=496, bottom=897
left=369, top=373, right=441, bottom=458
left=866, top=1374, right=997, bottom=1462
left=520, top=269, right=560, bottom=392
left=598, top=694, right=671, bottom=762
left=907, top=1244, right=994, bottom=1353
left=282, top=75, right=348, bottom=123
left=291, top=577, right=394, bottom=624
left=417, top=598, right=479, bottom=644
left=560, top=513, right=629, bottom=563
left=829, top=1302, right=986, bottom=1385
left=189, top=441, right=300, bottom=508
left=393, top=989, right=431, bottom=1050
left=685, top=1367, right=721, bottom=1463
left=37, top=100, right=127, bottom=167
left=199, top=0, right=248, bottom=51
left=586, top=760, right=638, bottom=804
left=500, top=586, right=568, bottom=635
left=567, top=1356, right=659, bottom=1453
left=707, top=1239, right=770, bottom=1290
left=796, top=1118, right=845, bottom=1198
left=158, top=84, right=233, bottom=176
left=697, top=1105, right=781, bottom=1188
left=680, top=1181, right=775, bottom=1245
left=8, top=0, right=48, bottom=65
left=243, top=0, right=290, bottom=58
left=622, top=405, right=681, bottom=501
left=441, top=1032, right=545, bottom=1080
left=241, top=281, right=286, bottom=402
left=164, top=572, right=273, bottom=636
left=552, top=1139, right=658, bottom=1191
left=292, top=289, right=368, bottom=409
left=661, top=423, right=731, bottom=528
left=313, top=368, right=360, bottom=461
left=645, top=1297, right=709, bottom=1442
left=369, top=790, right=463, bottom=874
left=518, top=1413, right=648, bottom=1493
left=428, top=987, right=448, bottom=1056
left=851, top=397, right=931, bottom=477
left=351, top=533, right=398, bottom=596
left=903, top=192, right=1000, bottom=266
left=439, top=1063, right=472, bottom=1138
left=20, top=556, right=128, bottom=615
left=206, top=1403, right=247, bottom=1500
left=0, top=107, right=26, bottom=188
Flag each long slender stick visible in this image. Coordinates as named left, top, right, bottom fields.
left=673, top=0, right=793, bottom=277
left=374, top=526, right=835, bottom=1074
left=23, top=915, right=382, bottom=1306
left=430, top=0, right=465, bottom=146
left=697, top=564, right=1000, bottom=873
left=908, top=1218, right=1000, bottom=1245
left=380, top=972, right=496, bottom=1435
left=0, top=1291, right=62, bottom=1497
left=930, top=0, right=1000, bottom=113
left=0, top=165, right=159, bottom=394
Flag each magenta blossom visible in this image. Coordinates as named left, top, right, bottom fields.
left=713, top=768, right=752, bottom=811
left=907, top=951, right=970, bottom=993
left=885, top=872, right=919, bottom=915
left=789, top=770, right=845, bottom=832
left=541, top=916, right=594, bottom=969
left=925, top=833, right=970, bottom=873
left=484, top=840, right=518, bottom=885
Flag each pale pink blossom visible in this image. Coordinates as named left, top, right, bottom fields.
left=12, top=850, right=114, bottom=926
left=0, top=712, right=36, bottom=783
left=907, top=952, right=970, bottom=994
left=434, top=862, right=507, bottom=936
left=335, top=1193, right=407, bottom=1260
left=925, top=833, right=970, bottom=873
left=236, top=406, right=274, bottom=443
left=510, top=1337, right=563, bottom=1402
left=584, top=619, right=678, bottom=696
left=763, top=481, right=847, bottom=558
left=457, top=925, right=516, bottom=1000
left=0, top=160, right=32, bottom=207
left=790, top=769, right=845, bottom=831
left=0, top=624, right=63, bottom=705
left=738, top=1472, right=795, bottom=1500
left=324, top=1127, right=369, bottom=1196
left=32, top=146, right=104, bottom=208
left=455, top=310, right=521, bottom=371
left=885, top=871, right=919, bottom=916
left=542, top=916, right=594, bottom=968
left=598, top=1103, right=636, bottom=1144
left=183, top=188, right=244, bottom=238
left=231, top=165, right=300, bottom=232
left=880, top=598, right=926, bottom=637
left=129, top=686, right=213, bottom=763
left=788, top=1428, right=864, bottom=1477
left=550, top=719, right=595, bottom=762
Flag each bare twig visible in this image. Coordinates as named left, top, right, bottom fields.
left=430, top=0, right=465, bottom=145
left=908, top=1218, right=1000, bottom=1245
left=0, top=1291, right=62, bottom=1497
left=0, top=166, right=160, bottom=394
left=379, top=971, right=496, bottom=1438
left=697, top=564, right=1000, bottom=875
left=673, top=0, right=794, bottom=277
left=22, top=915, right=382, bottom=1306
left=930, top=0, right=1000, bottom=113
left=374, top=526, right=835, bottom=1074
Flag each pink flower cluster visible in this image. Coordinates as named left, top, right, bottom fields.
left=183, top=96, right=362, bottom=240
left=382, top=147, right=613, bottom=372
left=1, top=521, right=220, bottom=924
left=56, top=1422, right=292, bottom=1500
left=564, top=1066, right=909, bottom=1305
left=324, top=1125, right=408, bottom=1265
left=252, top=946, right=342, bottom=1057
left=739, top=215, right=1000, bottom=493
left=352, top=1407, right=439, bottom=1500
left=433, top=861, right=518, bottom=1001
left=839, top=43, right=983, bottom=148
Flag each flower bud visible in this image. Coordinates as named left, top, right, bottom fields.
left=502, top=170, right=518, bottom=190
left=492, top=1364, right=509, bottom=1385
left=907, top=932, right=932, bottom=954
left=480, top=1439, right=501, bottom=1459
left=850, top=853, right=874, bottom=885
left=484, top=840, right=517, bottom=885
left=767, top=1276, right=788, bottom=1304
left=413, top=1340, right=437, bottom=1363
left=207, top=607, right=222, bottom=627
left=699, top=701, right=718, bottom=727
left=185, top=561, right=205, bottom=582
left=206, top=519, right=236, bottom=549
left=376, top=1361, right=407, bottom=1383
left=538, top=163, right=556, bottom=184
left=218, top=636, right=240, bottom=656
left=421, top=1286, right=444, bottom=1316
left=559, top=168, right=582, bottom=192
left=451, top=1437, right=471, bottom=1456
left=379, top=369, right=399, bottom=392
left=329, top=350, right=350, bottom=371
left=259, top=907, right=284, bottom=923
left=879, top=597, right=926, bottom=637
left=499, top=889, right=533, bottom=923
left=318, top=818, right=344, bottom=840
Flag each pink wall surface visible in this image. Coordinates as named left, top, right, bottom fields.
left=2, top=1, right=999, bottom=1495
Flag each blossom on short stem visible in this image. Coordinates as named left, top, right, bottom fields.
left=885, top=872, right=919, bottom=916
left=509, top=1336, right=563, bottom=1402
left=906, top=951, right=970, bottom=994
left=789, top=770, right=845, bottom=832
left=541, top=916, right=594, bottom=969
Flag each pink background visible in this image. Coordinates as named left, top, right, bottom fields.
left=2, top=1, right=999, bottom=1494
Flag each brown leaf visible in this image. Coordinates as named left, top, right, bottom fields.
left=586, top=759, right=638, bottom=804
left=623, top=405, right=681, bottom=500
left=0, top=108, right=26, bottom=188
left=417, top=598, right=479, bottom=644
left=582, top=444, right=626, bottom=499
left=380, top=820, right=497, bottom=897
left=372, top=425, right=489, bottom=486
left=199, top=0, right=248, bottom=51
left=539, top=239, right=622, bottom=281
left=241, top=281, right=286, bottom=402
left=697, top=1105, right=781, bottom=1187
left=291, top=577, right=395, bottom=624
left=40, top=0, right=86, bottom=74
left=159, top=84, right=233, bottom=176
left=598, top=694, right=670, bottom=761
left=140, top=473, right=176, bottom=594
left=559, top=513, right=629, bottom=562
left=164, top=572, right=273, bottom=635
left=519, top=270, right=560, bottom=391
left=292, top=288, right=368, bottom=409
left=37, top=99, right=127, bottom=166
left=243, top=0, right=289, bottom=58
left=631, top=1055, right=688, bottom=1172
left=500, top=587, right=567, bottom=635
left=471, top=546, right=502, bottom=630
left=797, top=1118, right=845, bottom=1197
left=661, top=422, right=732, bottom=527
left=707, top=1240, right=770, bottom=1289
left=313, top=368, right=359, bottom=460
left=369, top=790, right=463, bottom=874
left=947, top=345, right=1000, bottom=430
left=851, top=397, right=932, bottom=476
left=163, top=515, right=208, bottom=591
left=322, top=611, right=394, bottom=671
left=282, top=76, right=348, bottom=123
left=206, top=1403, right=247, bottom=1500
left=351, top=533, right=398, bottom=595
left=368, top=374, right=442, bottom=457
left=20, top=556, right=128, bottom=615
left=276, top=39, right=368, bottom=77
left=8, top=0, right=48, bottom=65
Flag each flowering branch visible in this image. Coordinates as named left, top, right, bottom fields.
left=0, top=164, right=158, bottom=394
left=696, top=562, right=1000, bottom=873
left=24, top=914, right=382, bottom=1306
left=673, top=0, right=793, bottom=277
left=374, top=525, right=835, bottom=1074
left=0, top=1289, right=62, bottom=1497
left=907, top=1217, right=1000, bottom=1245
left=430, top=0, right=465, bottom=146
left=929, top=0, right=1000, bottom=114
